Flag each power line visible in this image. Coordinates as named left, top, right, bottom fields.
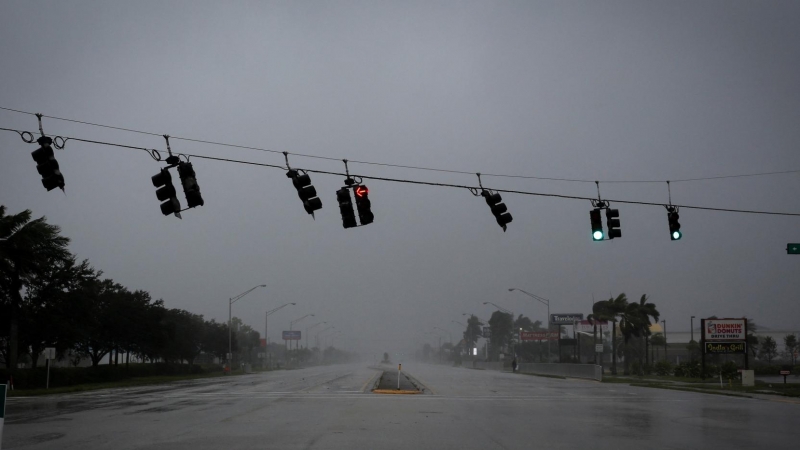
left=3, top=106, right=799, bottom=185
left=13, top=129, right=798, bottom=218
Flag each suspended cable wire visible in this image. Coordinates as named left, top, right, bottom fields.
left=3, top=106, right=799, bottom=185
left=7, top=128, right=796, bottom=217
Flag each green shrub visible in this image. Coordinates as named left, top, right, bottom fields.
left=654, top=360, right=673, bottom=376
left=673, top=361, right=701, bottom=378
left=720, top=361, right=739, bottom=379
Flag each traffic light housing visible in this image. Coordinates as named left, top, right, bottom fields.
left=177, top=162, right=204, bottom=209
left=353, top=185, right=374, bottom=225
left=606, top=208, right=621, bottom=239
left=336, top=187, right=357, bottom=229
left=590, top=208, right=604, bottom=241
left=287, top=170, right=322, bottom=215
left=667, top=208, right=681, bottom=240
left=151, top=168, right=181, bottom=216
left=481, top=190, right=512, bottom=231
left=30, top=136, right=65, bottom=191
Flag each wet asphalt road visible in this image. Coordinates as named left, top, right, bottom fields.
left=3, top=362, right=800, bottom=449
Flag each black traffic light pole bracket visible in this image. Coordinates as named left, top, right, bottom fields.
left=341, top=159, right=363, bottom=187
left=15, top=113, right=68, bottom=151
left=663, top=181, right=679, bottom=213
left=590, top=181, right=610, bottom=210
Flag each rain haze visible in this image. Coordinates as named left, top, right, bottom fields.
left=2, top=0, right=800, bottom=359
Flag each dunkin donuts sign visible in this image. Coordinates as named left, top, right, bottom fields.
left=704, top=319, right=745, bottom=341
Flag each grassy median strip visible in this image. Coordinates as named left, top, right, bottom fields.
left=602, top=375, right=800, bottom=398
left=7, top=370, right=253, bottom=397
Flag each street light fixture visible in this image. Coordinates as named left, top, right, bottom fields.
left=316, top=326, right=335, bottom=348
left=289, top=314, right=315, bottom=351
left=508, top=288, right=552, bottom=362
left=263, top=302, right=295, bottom=369
left=306, top=321, right=327, bottom=349
left=435, top=326, right=452, bottom=344
left=228, top=284, right=267, bottom=373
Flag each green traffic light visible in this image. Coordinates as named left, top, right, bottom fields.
left=592, top=230, right=604, bottom=241
left=672, top=230, right=682, bottom=240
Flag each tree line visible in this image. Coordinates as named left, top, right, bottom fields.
left=0, top=206, right=254, bottom=371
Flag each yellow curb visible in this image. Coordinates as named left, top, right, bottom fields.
left=372, top=389, right=420, bottom=395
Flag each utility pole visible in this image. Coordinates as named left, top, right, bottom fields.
left=662, top=320, right=668, bottom=362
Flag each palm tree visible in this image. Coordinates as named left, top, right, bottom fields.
left=617, top=295, right=660, bottom=374
left=596, top=294, right=628, bottom=375
left=0, top=206, right=71, bottom=370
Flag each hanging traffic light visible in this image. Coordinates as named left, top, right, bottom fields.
left=30, top=136, right=65, bottom=191
left=606, top=208, right=621, bottom=239
left=353, top=185, right=374, bottom=225
left=287, top=170, right=322, bottom=215
left=177, top=162, right=204, bottom=209
left=667, top=207, right=681, bottom=240
left=336, top=187, right=357, bottom=229
left=151, top=168, right=181, bottom=216
left=481, top=190, right=512, bottom=231
left=590, top=208, right=604, bottom=241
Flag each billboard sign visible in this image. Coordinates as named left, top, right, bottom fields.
left=704, top=341, right=746, bottom=354
left=549, top=313, right=584, bottom=325
left=575, top=320, right=609, bottom=333
left=704, top=319, right=746, bottom=341
left=520, top=331, right=559, bottom=341
left=282, top=330, right=301, bottom=340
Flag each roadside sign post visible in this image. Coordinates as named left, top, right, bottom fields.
left=44, top=347, right=55, bottom=389
left=1, top=382, right=6, bottom=450
left=550, top=314, right=583, bottom=363
left=780, top=370, right=790, bottom=384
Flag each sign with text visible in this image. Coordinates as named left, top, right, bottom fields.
left=704, top=319, right=746, bottom=341
left=482, top=327, right=491, bottom=338
left=575, top=320, right=609, bottom=333
left=282, top=330, right=301, bottom=340
left=704, top=341, right=746, bottom=354
left=595, top=344, right=604, bottom=352
left=519, top=331, right=559, bottom=341
left=549, top=313, right=584, bottom=325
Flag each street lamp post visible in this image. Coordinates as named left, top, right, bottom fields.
left=306, top=321, right=327, bottom=349
left=264, top=302, right=296, bottom=368
left=289, top=314, right=315, bottom=352
left=690, top=316, right=695, bottom=342
left=662, top=320, right=667, bottom=362
left=434, top=327, right=452, bottom=344
left=508, top=288, right=552, bottom=362
left=316, top=326, right=335, bottom=349
left=228, top=284, right=267, bottom=373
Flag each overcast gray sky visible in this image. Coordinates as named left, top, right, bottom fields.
left=2, top=0, right=799, bottom=356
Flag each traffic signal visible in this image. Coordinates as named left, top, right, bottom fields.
left=667, top=208, right=681, bottom=240
left=287, top=170, right=322, bottom=215
left=590, top=208, right=604, bottom=241
left=336, top=187, right=357, bottom=229
left=481, top=190, right=512, bottom=231
left=353, top=185, right=374, bottom=225
left=177, top=162, right=204, bottom=209
left=151, top=168, right=181, bottom=216
left=606, top=208, right=621, bottom=239
left=30, top=136, right=65, bottom=191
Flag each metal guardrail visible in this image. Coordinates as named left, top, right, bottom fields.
left=517, top=363, right=602, bottom=381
